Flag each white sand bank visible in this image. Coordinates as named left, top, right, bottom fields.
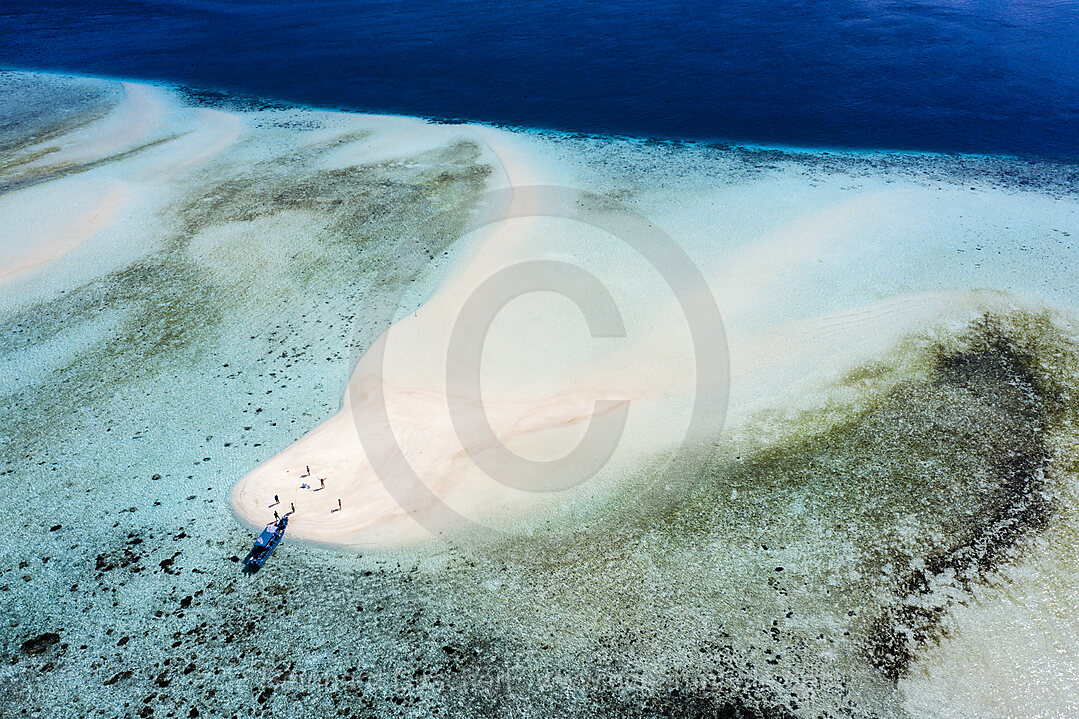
left=230, top=124, right=659, bottom=545
left=231, top=120, right=1079, bottom=549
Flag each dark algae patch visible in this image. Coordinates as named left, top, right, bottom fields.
left=864, top=313, right=1067, bottom=680
left=420, top=307, right=1079, bottom=718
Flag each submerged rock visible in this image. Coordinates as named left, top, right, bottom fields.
left=20, top=632, right=60, bottom=656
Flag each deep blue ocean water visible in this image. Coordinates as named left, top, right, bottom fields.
left=1, top=0, right=1077, bottom=159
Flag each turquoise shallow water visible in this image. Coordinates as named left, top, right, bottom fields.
left=3, top=72, right=1079, bottom=718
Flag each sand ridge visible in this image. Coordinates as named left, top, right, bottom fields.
left=230, top=113, right=1079, bottom=550
left=0, top=81, right=245, bottom=287
left=229, top=123, right=666, bottom=546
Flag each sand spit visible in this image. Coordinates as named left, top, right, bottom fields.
left=230, top=124, right=686, bottom=546
left=232, top=127, right=1079, bottom=550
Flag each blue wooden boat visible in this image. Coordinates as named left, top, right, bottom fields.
left=243, top=516, right=288, bottom=573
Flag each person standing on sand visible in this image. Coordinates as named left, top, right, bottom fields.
left=305, top=465, right=310, bottom=476
left=338, top=498, right=342, bottom=511
left=274, top=494, right=279, bottom=505
left=291, top=502, right=295, bottom=514
left=320, top=478, right=325, bottom=490
left=274, top=511, right=279, bottom=520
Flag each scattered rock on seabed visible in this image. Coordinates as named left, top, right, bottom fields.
left=21, top=632, right=61, bottom=655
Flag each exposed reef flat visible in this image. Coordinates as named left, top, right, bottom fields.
left=2, top=71, right=1079, bottom=719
